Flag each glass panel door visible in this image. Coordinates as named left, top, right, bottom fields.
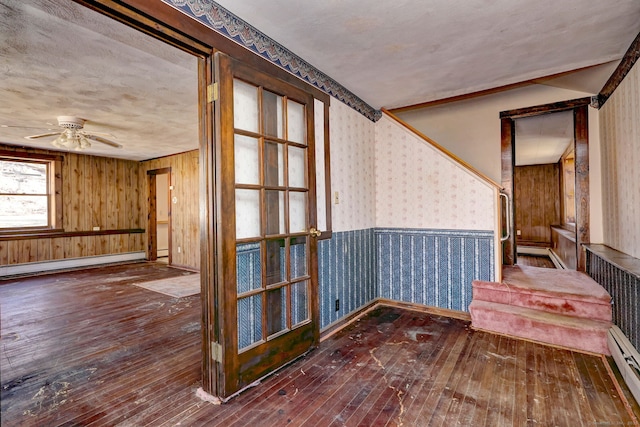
left=214, top=52, right=318, bottom=398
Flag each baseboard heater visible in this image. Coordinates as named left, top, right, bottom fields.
left=608, top=325, right=640, bottom=404
left=0, top=251, right=146, bottom=278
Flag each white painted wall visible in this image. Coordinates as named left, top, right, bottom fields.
left=397, top=83, right=604, bottom=243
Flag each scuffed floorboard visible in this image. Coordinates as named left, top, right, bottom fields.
left=1, top=263, right=639, bottom=426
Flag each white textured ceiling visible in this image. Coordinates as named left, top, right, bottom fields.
left=1, top=0, right=639, bottom=161
left=0, top=0, right=198, bottom=161
left=215, top=0, right=640, bottom=109
left=515, top=111, right=574, bottom=166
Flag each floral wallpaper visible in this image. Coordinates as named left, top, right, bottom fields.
left=374, top=115, right=495, bottom=231
left=329, top=101, right=376, bottom=232
left=599, top=60, right=640, bottom=259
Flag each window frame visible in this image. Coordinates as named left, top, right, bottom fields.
left=0, top=150, right=63, bottom=235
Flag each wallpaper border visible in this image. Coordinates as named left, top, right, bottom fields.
left=162, top=0, right=382, bottom=122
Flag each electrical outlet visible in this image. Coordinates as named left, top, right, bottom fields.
left=516, top=229, right=521, bottom=236
left=335, top=299, right=340, bottom=312
left=334, top=191, right=340, bottom=204
left=177, top=246, right=181, bottom=253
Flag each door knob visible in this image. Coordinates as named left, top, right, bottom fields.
left=309, top=227, right=322, bottom=238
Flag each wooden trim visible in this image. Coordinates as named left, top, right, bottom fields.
left=388, top=62, right=615, bottom=114
left=500, top=97, right=592, bottom=119
left=599, top=31, right=640, bottom=107
left=0, top=228, right=144, bottom=241
left=146, top=167, right=172, bottom=176
left=147, top=173, right=158, bottom=261
left=0, top=149, right=64, bottom=162
left=574, top=105, right=590, bottom=271
left=143, top=150, right=198, bottom=164
left=376, top=298, right=471, bottom=321
left=381, top=109, right=502, bottom=189
left=199, top=53, right=217, bottom=395
left=320, top=298, right=471, bottom=342
left=319, top=300, right=379, bottom=341
left=501, top=118, right=516, bottom=266
left=318, top=101, right=333, bottom=240
left=167, top=263, right=199, bottom=273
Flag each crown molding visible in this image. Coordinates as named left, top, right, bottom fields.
left=163, top=0, right=382, bottom=121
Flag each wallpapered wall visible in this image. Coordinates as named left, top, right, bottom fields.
left=599, top=60, right=640, bottom=259
left=329, top=101, right=376, bottom=232
left=374, top=115, right=495, bottom=231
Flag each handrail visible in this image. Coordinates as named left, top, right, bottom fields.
left=380, top=109, right=501, bottom=189
left=500, top=193, right=510, bottom=242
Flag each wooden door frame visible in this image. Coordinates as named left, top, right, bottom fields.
left=500, top=97, right=592, bottom=271
left=147, top=168, right=172, bottom=262
left=73, top=0, right=330, bottom=397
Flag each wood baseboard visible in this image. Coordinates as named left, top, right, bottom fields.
left=320, top=298, right=471, bottom=342
left=376, top=298, right=471, bottom=321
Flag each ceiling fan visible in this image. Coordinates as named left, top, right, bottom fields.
left=21, top=116, right=122, bottom=150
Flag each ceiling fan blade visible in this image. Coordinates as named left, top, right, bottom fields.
left=2, top=124, right=54, bottom=130
left=85, top=134, right=122, bottom=148
left=24, top=131, right=62, bottom=139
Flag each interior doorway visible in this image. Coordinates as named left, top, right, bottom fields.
left=148, top=168, right=172, bottom=263
left=512, top=110, right=574, bottom=268
left=500, top=98, right=591, bottom=271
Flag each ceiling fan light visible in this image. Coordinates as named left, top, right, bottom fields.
left=79, top=135, right=91, bottom=150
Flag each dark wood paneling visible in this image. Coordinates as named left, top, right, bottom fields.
left=2, top=274, right=638, bottom=425
left=141, top=150, right=200, bottom=270
left=514, top=164, right=560, bottom=245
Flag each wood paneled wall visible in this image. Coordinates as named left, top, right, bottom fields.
left=514, top=164, right=560, bottom=245
left=0, top=144, right=144, bottom=266
left=141, top=150, right=200, bottom=270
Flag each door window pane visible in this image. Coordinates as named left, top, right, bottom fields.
left=264, top=141, right=284, bottom=187
left=266, top=287, right=287, bottom=336
left=265, top=238, right=286, bottom=286
left=265, top=190, right=285, bottom=235
left=233, top=79, right=259, bottom=133
left=236, top=242, right=262, bottom=294
left=238, top=294, right=263, bottom=350
left=291, top=280, right=309, bottom=326
left=288, top=146, right=306, bottom=188
left=287, top=100, right=305, bottom=144
left=289, top=191, right=307, bottom=233
left=262, top=90, right=284, bottom=139
left=234, top=135, right=260, bottom=185
left=290, top=236, right=307, bottom=279
left=235, top=189, right=261, bottom=239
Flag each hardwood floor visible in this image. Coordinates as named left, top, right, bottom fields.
left=517, top=254, right=556, bottom=268
left=1, top=263, right=638, bottom=426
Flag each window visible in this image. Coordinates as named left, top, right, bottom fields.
left=0, top=153, right=61, bottom=231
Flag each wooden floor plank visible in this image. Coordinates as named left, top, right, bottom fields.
left=2, top=264, right=638, bottom=426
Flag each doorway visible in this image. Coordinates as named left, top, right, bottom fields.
left=500, top=98, right=591, bottom=271
left=147, top=168, right=172, bottom=263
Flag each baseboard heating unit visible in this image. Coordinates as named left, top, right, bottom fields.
left=608, top=325, right=640, bottom=404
